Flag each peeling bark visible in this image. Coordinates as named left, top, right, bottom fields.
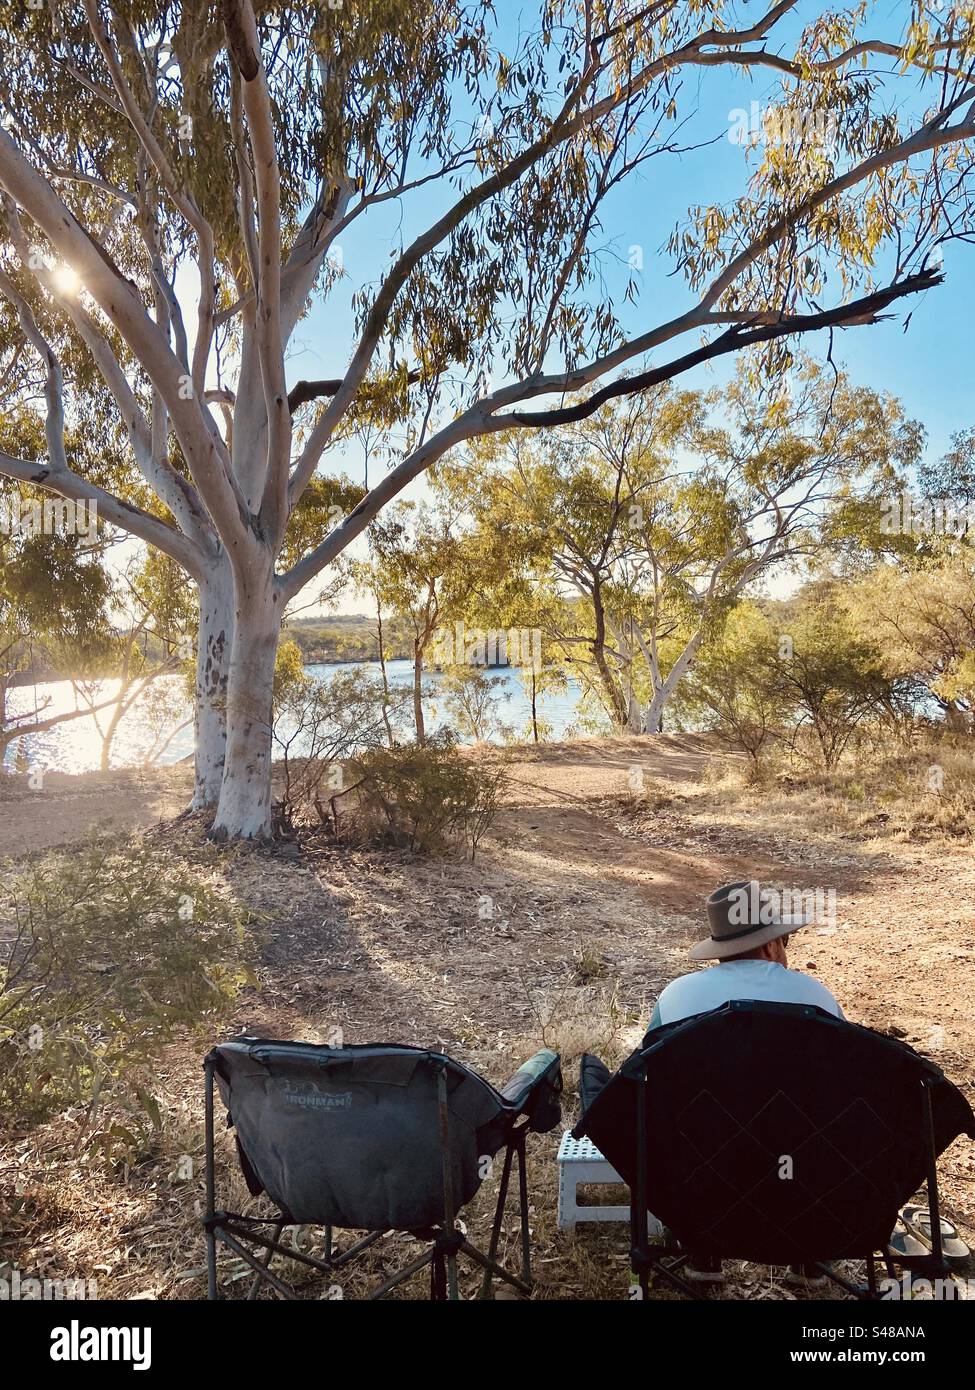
left=210, top=563, right=280, bottom=838
left=193, top=560, right=234, bottom=809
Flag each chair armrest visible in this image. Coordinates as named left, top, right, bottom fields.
left=499, top=1048, right=563, bottom=1132
left=578, top=1052, right=612, bottom=1117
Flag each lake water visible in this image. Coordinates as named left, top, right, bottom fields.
left=3, top=659, right=588, bottom=775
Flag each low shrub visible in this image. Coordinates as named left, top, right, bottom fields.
left=0, top=836, right=256, bottom=1135
left=347, top=737, right=509, bottom=857
left=695, top=736, right=974, bottom=844
left=272, top=668, right=410, bottom=834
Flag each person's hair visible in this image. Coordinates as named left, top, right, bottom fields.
left=716, top=934, right=790, bottom=963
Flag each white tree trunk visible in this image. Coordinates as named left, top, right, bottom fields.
left=643, top=631, right=703, bottom=733
left=211, top=562, right=280, bottom=839
left=193, top=561, right=235, bottom=809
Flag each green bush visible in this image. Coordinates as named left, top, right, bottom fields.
left=272, top=667, right=410, bottom=833
left=0, top=837, right=256, bottom=1132
left=348, top=738, right=509, bottom=857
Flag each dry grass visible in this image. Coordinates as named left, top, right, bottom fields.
left=666, top=737, right=973, bottom=852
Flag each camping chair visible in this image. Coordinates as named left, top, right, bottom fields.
left=574, top=1000, right=974, bottom=1300
left=203, top=1038, right=562, bottom=1300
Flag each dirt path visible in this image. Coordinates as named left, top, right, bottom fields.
left=0, top=734, right=715, bottom=860
left=0, top=765, right=192, bottom=858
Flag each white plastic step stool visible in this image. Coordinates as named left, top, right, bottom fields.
left=557, top=1130, right=663, bottom=1234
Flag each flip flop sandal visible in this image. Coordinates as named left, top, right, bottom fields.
left=899, top=1206, right=970, bottom=1261
left=887, top=1228, right=931, bottom=1261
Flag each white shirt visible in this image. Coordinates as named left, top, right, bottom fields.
left=649, top=960, right=844, bottom=1029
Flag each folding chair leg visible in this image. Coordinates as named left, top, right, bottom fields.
left=431, top=1251, right=447, bottom=1301
left=818, top=1259, right=878, bottom=1301
left=632, top=1060, right=653, bottom=1302
left=516, top=1133, right=531, bottom=1286
left=477, top=1128, right=533, bottom=1300
left=462, top=1239, right=531, bottom=1295
left=446, top=1251, right=459, bottom=1301
left=206, top=1228, right=218, bottom=1300
left=435, top=1062, right=462, bottom=1300
left=222, top=1220, right=335, bottom=1275
left=368, top=1248, right=434, bottom=1301
left=247, top=1218, right=286, bottom=1300
left=479, top=1141, right=516, bottom=1299
left=659, top=1255, right=699, bottom=1299
left=204, top=1058, right=218, bottom=1301
left=215, top=1227, right=299, bottom=1300
left=922, top=1078, right=949, bottom=1276
left=330, top=1229, right=384, bottom=1269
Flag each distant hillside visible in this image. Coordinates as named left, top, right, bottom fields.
left=283, top=614, right=413, bottom=664
left=8, top=615, right=414, bottom=684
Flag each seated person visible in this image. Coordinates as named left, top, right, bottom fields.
left=648, top=878, right=844, bottom=1030
left=646, top=879, right=844, bottom=1285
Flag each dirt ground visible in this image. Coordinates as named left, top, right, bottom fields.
left=0, top=763, right=192, bottom=858
left=1, top=734, right=973, bottom=1301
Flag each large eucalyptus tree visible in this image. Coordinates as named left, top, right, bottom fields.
left=0, top=1, right=973, bottom=836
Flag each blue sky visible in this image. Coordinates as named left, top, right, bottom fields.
left=268, top=2, right=973, bottom=612
left=286, top=0, right=972, bottom=506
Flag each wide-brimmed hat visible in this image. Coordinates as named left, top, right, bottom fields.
left=690, top=880, right=811, bottom=961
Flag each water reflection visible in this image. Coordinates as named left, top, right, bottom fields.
left=3, top=659, right=585, bottom=774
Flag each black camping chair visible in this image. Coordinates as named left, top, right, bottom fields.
left=574, top=1001, right=974, bottom=1300
left=203, top=1038, right=562, bottom=1300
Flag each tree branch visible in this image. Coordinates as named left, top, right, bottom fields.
left=0, top=127, right=251, bottom=556
left=286, top=369, right=424, bottom=415
left=499, top=270, right=944, bottom=428
left=0, top=449, right=207, bottom=580
left=80, top=0, right=218, bottom=397
left=221, top=1, right=290, bottom=542
left=0, top=265, right=68, bottom=474
left=0, top=196, right=215, bottom=552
